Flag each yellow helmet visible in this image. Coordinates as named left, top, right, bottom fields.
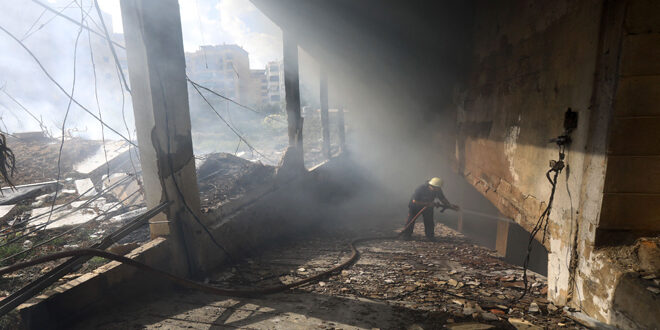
left=428, top=177, right=443, bottom=188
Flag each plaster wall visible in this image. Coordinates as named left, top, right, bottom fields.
left=458, top=0, right=603, bottom=308
left=460, top=1, right=660, bottom=326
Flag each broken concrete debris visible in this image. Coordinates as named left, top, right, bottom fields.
left=0, top=181, right=58, bottom=205
left=196, top=152, right=276, bottom=209
left=0, top=137, right=150, bottom=299
left=102, top=173, right=143, bottom=207
left=0, top=204, right=17, bottom=223
left=528, top=302, right=539, bottom=314
left=74, top=178, right=97, bottom=198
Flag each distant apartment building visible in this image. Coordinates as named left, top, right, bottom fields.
left=185, top=45, right=284, bottom=109
left=248, top=69, right=268, bottom=106
left=264, top=61, right=285, bottom=105
left=186, top=44, right=251, bottom=104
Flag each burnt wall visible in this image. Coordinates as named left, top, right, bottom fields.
left=457, top=0, right=605, bottom=309
left=459, top=0, right=660, bottom=326
left=457, top=0, right=602, bottom=237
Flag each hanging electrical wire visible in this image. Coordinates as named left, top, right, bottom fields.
left=22, top=0, right=77, bottom=41
left=0, top=89, right=52, bottom=137
left=32, top=0, right=276, bottom=124
left=45, top=1, right=86, bottom=228
left=30, top=0, right=125, bottom=50
left=21, top=8, right=48, bottom=40
left=83, top=0, right=110, bottom=179
left=189, top=81, right=274, bottom=163
left=157, top=77, right=242, bottom=270
left=115, top=58, right=143, bottom=192
left=0, top=24, right=136, bottom=147
left=92, top=0, right=131, bottom=93
left=187, top=77, right=285, bottom=122
left=518, top=109, right=576, bottom=301
left=193, top=0, right=209, bottom=69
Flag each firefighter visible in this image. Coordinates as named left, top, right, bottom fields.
left=402, top=177, right=458, bottom=240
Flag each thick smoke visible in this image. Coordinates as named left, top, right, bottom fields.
left=0, top=0, right=134, bottom=140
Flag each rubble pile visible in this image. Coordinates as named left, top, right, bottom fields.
left=209, top=223, right=586, bottom=329
left=0, top=135, right=146, bottom=299
left=1, top=135, right=99, bottom=186
left=197, top=152, right=276, bottom=208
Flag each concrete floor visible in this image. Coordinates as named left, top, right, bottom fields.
left=72, top=220, right=585, bottom=329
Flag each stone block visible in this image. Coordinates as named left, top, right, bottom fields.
left=612, top=272, right=660, bottom=329
left=614, top=76, right=660, bottom=117
left=609, top=117, right=660, bottom=155
left=600, top=194, right=660, bottom=231
left=637, top=239, right=660, bottom=273
left=604, top=156, right=660, bottom=193
left=625, top=0, right=660, bottom=34
left=102, top=173, right=144, bottom=207
left=74, top=178, right=97, bottom=198
left=620, top=34, right=660, bottom=76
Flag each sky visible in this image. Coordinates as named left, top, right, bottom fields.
left=98, top=0, right=282, bottom=69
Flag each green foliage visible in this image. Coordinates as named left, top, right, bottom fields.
left=86, top=256, right=108, bottom=269
left=0, top=243, right=23, bottom=259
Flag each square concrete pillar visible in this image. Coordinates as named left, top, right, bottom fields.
left=277, top=33, right=306, bottom=179
left=120, top=0, right=206, bottom=275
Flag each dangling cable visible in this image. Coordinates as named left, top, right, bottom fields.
left=518, top=108, right=576, bottom=301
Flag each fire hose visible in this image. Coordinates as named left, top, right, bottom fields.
left=0, top=205, right=449, bottom=299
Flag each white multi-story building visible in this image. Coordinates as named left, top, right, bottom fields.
left=186, top=44, right=251, bottom=104
left=264, top=60, right=285, bottom=105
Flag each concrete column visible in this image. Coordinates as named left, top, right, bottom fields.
left=278, top=33, right=305, bottom=178
left=320, top=69, right=331, bottom=159
left=338, top=105, right=346, bottom=152
left=120, top=0, right=203, bottom=275
left=495, top=220, right=510, bottom=257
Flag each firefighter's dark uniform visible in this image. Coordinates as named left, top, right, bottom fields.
left=402, top=184, right=450, bottom=239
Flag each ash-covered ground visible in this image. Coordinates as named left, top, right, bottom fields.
left=72, top=221, right=586, bottom=329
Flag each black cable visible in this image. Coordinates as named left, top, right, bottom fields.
left=193, top=0, right=209, bottom=69
left=21, top=8, right=48, bottom=40
left=0, top=89, right=51, bottom=137
left=30, top=0, right=126, bottom=50
left=0, top=24, right=136, bottom=147
left=116, top=59, right=142, bottom=193
left=22, top=0, right=77, bottom=41
left=83, top=4, right=111, bottom=180
left=518, top=144, right=565, bottom=301
left=161, top=92, right=240, bottom=268
left=45, top=2, right=85, bottom=228
left=187, top=77, right=285, bottom=122
left=189, top=81, right=274, bottom=163
left=93, top=0, right=131, bottom=93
